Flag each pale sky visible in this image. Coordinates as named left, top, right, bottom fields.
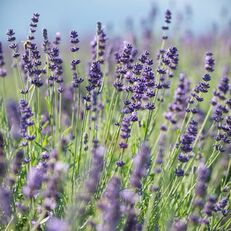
left=0, top=0, right=230, bottom=41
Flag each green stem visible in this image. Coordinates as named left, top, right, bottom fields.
left=193, top=105, right=212, bottom=148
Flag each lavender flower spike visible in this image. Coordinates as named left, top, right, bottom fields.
left=171, top=219, right=187, bottom=231
left=85, top=145, right=105, bottom=195
left=0, top=187, right=12, bottom=224
left=130, top=142, right=151, bottom=189
left=180, top=119, right=198, bottom=153
left=98, top=177, right=121, bottom=231
left=46, top=217, right=69, bottom=231
left=204, top=52, right=215, bottom=72
left=23, top=167, right=44, bottom=198
left=0, top=42, right=7, bottom=77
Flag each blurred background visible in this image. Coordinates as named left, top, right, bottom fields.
left=0, top=0, right=231, bottom=41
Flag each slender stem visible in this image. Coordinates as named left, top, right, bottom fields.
left=31, top=210, right=46, bottom=231
left=193, top=105, right=212, bottom=148
left=58, top=93, right=62, bottom=135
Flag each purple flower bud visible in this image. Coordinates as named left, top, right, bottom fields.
left=198, top=161, right=209, bottom=182
left=203, top=195, right=216, bottom=216
left=6, top=29, right=16, bottom=42
left=116, top=160, right=125, bottom=167
left=165, top=10, right=172, bottom=24
left=213, top=75, right=230, bottom=101
left=217, top=197, right=228, bottom=209
left=212, top=105, right=227, bottom=123
left=204, top=52, right=215, bottom=72
left=175, top=168, right=184, bottom=177
left=171, top=219, right=187, bottom=231
left=41, top=152, right=49, bottom=160
left=53, top=32, right=61, bottom=45
left=178, top=153, right=190, bottom=163
left=189, top=214, right=200, bottom=224
left=202, top=74, right=211, bottom=82
left=163, top=47, right=179, bottom=70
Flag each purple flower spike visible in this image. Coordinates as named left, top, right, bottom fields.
left=130, top=142, right=150, bottom=189
left=6, top=29, right=16, bottom=42
left=180, top=119, right=198, bottom=153
left=46, top=217, right=69, bottom=231
left=0, top=187, right=12, bottom=224
left=165, top=10, right=172, bottom=24
left=204, top=52, right=215, bottom=72
left=23, top=167, right=44, bottom=198
left=6, top=29, right=20, bottom=58
left=0, top=133, right=6, bottom=178
left=165, top=73, right=190, bottom=125
left=0, top=42, right=7, bottom=77
left=91, top=22, right=106, bottom=63
left=42, top=28, right=50, bottom=52
left=171, top=219, right=187, bottom=231
left=53, top=32, right=61, bottom=46
left=88, top=61, right=103, bottom=91
left=29, top=13, right=40, bottom=39
left=85, top=145, right=105, bottom=195
left=98, top=177, right=121, bottom=231
left=69, top=30, right=83, bottom=89
left=19, top=99, right=35, bottom=144
left=175, top=168, right=184, bottom=177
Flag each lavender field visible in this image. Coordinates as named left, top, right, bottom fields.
left=0, top=2, right=230, bottom=231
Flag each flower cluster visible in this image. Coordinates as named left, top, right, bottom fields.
left=84, top=61, right=103, bottom=111
left=98, top=177, right=121, bottom=231
left=190, top=161, right=210, bottom=224
left=23, top=167, right=44, bottom=198
left=91, top=22, right=106, bottom=63
left=162, top=9, right=172, bottom=39
left=6, top=29, right=20, bottom=59
left=119, top=50, right=156, bottom=148
left=70, top=30, right=83, bottom=88
left=0, top=9, right=230, bottom=231
left=8, top=150, right=24, bottom=186
left=19, top=99, right=35, bottom=145
left=114, top=42, right=137, bottom=92
left=53, top=32, right=61, bottom=46
left=204, top=52, right=215, bottom=72
left=175, top=119, right=198, bottom=176
left=48, top=47, right=64, bottom=92
left=0, top=42, right=7, bottom=77
left=42, top=28, right=50, bottom=53
left=165, top=73, right=191, bottom=125
left=211, top=72, right=230, bottom=152
left=28, top=13, right=40, bottom=41
left=130, top=142, right=150, bottom=189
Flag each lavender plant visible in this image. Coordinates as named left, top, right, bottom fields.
left=0, top=7, right=230, bottom=231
